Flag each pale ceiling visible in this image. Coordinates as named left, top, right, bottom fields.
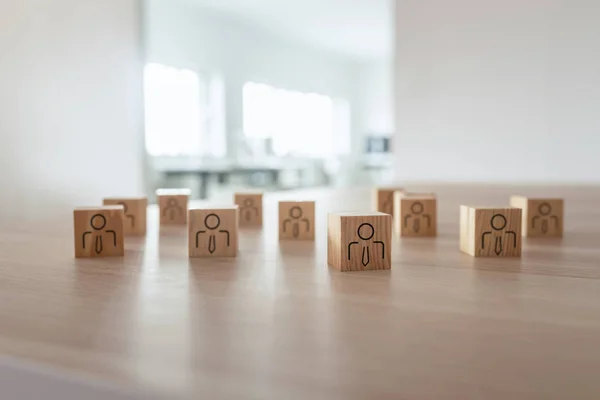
left=185, top=0, right=393, bottom=60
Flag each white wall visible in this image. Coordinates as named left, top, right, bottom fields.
left=395, top=0, right=600, bottom=183
left=357, top=60, right=394, bottom=135
left=0, top=0, right=145, bottom=221
left=145, top=0, right=363, bottom=163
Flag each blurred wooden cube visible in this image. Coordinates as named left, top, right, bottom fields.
left=279, top=201, right=315, bottom=240
left=103, top=197, right=147, bottom=235
left=510, top=196, right=564, bottom=237
left=234, top=192, right=263, bottom=226
left=373, top=187, right=404, bottom=216
left=157, top=188, right=190, bottom=225
left=394, top=192, right=437, bottom=237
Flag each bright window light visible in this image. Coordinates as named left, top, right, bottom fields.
left=143, top=63, right=203, bottom=156
left=242, top=82, right=350, bottom=158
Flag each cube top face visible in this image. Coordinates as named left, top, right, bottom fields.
left=328, top=213, right=391, bottom=272
left=373, top=187, right=404, bottom=215
left=398, top=192, right=436, bottom=199
left=158, top=194, right=189, bottom=225
left=397, top=197, right=437, bottom=237
left=279, top=201, right=315, bottom=240
left=188, top=207, right=238, bottom=258
left=234, top=193, right=263, bottom=226
left=510, top=196, right=563, bottom=237
left=103, top=197, right=147, bottom=235
left=461, top=206, right=522, bottom=257
left=337, top=211, right=389, bottom=217
left=155, top=188, right=191, bottom=196
left=73, top=207, right=124, bottom=258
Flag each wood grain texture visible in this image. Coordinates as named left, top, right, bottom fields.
left=278, top=201, right=315, bottom=241
left=460, top=206, right=522, bottom=257
left=234, top=193, right=263, bottom=226
left=2, top=185, right=600, bottom=400
left=103, top=198, right=148, bottom=236
left=73, top=206, right=125, bottom=258
left=510, top=196, right=564, bottom=237
left=188, top=207, right=238, bottom=258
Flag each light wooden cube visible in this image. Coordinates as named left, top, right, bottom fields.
left=460, top=206, right=522, bottom=257
left=157, top=189, right=191, bottom=225
left=103, top=197, right=147, bottom=235
left=279, top=201, right=315, bottom=240
left=73, top=206, right=125, bottom=258
left=510, top=196, right=564, bottom=237
left=234, top=192, right=263, bottom=226
left=373, top=187, right=404, bottom=215
left=327, top=212, right=391, bottom=271
left=188, top=207, right=238, bottom=258
left=393, top=193, right=437, bottom=237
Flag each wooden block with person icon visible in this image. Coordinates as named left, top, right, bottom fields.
left=157, top=188, right=191, bottom=225
left=188, top=207, right=238, bottom=258
left=394, top=192, right=437, bottom=237
left=73, top=206, right=125, bottom=258
left=279, top=201, right=315, bottom=240
left=509, top=196, right=564, bottom=237
left=460, top=206, right=522, bottom=257
left=234, top=192, right=263, bottom=226
left=327, top=212, right=391, bottom=271
left=373, top=187, right=404, bottom=216
left=103, top=197, right=147, bottom=235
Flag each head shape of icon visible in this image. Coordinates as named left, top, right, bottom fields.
left=411, top=202, right=424, bottom=215
left=289, top=206, right=303, bottom=220
left=538, top=202, right=552, bottom=216
left=90, top=214, right=107, bottom=231
left=243, top=198, right=254, bottom=208
left=167, top=198, right=178, bottom=208
left=490, top=214, right=507, bottom=231
left=357, top=223, right=375, bottom=241
left=204, top=213, right=221, bottom=230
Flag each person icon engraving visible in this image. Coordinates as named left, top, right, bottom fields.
left=532, top=203, right=559, bottom=234
left=118, top=202, right=135, bottom=228
left=481, top=214, right=517, bottom=255
left=283, top=206, right=310, bottom=238
left=240, top=198, right=259, bottom=222
left=163, top=198, right=183, bottom=221
left=382, top=192, right=394, bottom=215
left=403, top=202, right=431, bottom=233
left=348, top=223, right=385, bottom=266
left=195, top=213, right=230, bottom=254
left=82, top=214, right=117, bottom=254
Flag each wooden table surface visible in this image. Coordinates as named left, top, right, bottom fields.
left=1, top=185, right=599, bottom=400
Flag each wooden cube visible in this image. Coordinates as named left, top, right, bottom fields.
left=510, top=196, right=564, bottom=237
left=103, top=197, right=147, bottom=235
left=188, top=207, right=238, bottom=258
left=393, top=193, right=437, bottom=237
left=73, top=206, right=125, bottom=258
left=460, top=206, right=522, bottom=257
left=373, top=187, right=404, bottom=215
left=157, top=189, right=191, bottom=225
left=327, top=212, right=391, bottom=271
left=234, top=192, right=263, bottom=226
left=279, top=201, right=315, bottom=240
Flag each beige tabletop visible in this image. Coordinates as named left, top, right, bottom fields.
left=0, top=185, right=599, bottom=399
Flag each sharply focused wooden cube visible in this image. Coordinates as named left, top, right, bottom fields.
left=234, top=192, right=263, bottom=226
left=188, top=207, right=238, bottom=258
left=103, top=197, right=147, bottom=235
left=460, top=206, right=522, bottom=257
left=73, top=206, right=125, bottom=258
left=327, top=212, right=391, bottom=271
left=279, top=201, right=315, bottom=240
left=510, top=196, right=564, bottom=237
left=393, top=192, right=437, bottom=237
left=157, top=189, right=191, bottom=225
left=373, top=187, right=404, bottom=215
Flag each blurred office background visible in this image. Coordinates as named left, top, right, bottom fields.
left=143, top=0, right=395, bottom=200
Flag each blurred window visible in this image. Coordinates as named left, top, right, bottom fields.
left=242, top=82, right=350, bottom=158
